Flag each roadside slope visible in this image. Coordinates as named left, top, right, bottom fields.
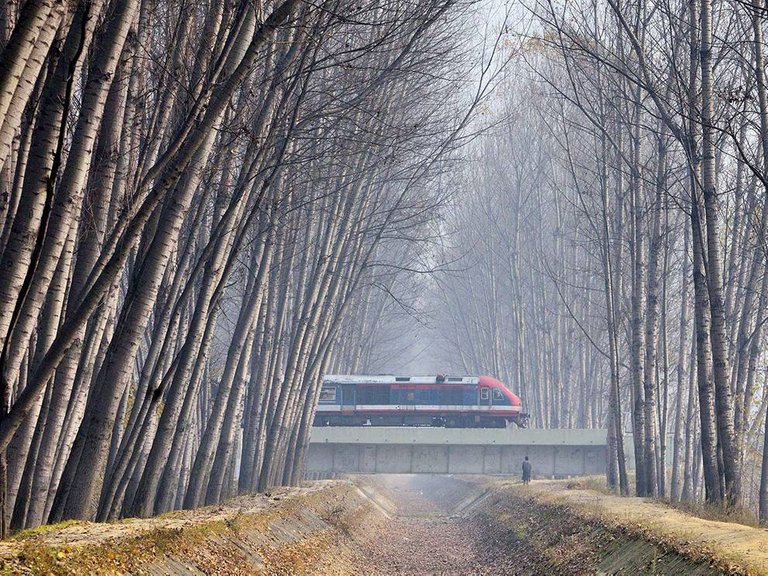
left=0, top=482, right=377, bottom=575
left=503, top=479, right=765, bottom=575
left=2, top=477, right=765, bottom=575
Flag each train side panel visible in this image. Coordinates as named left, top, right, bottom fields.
left=314, top=375, right=528, bottom=428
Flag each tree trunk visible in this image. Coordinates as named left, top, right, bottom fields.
left=699, top=0, right=739, bottom=506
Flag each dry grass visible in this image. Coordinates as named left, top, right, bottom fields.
left=661, top=498, right=760, bottom=529
left=558, top=475, right=761, bottom=527
left=0, top=481, right=368, bottom=576
left=516, top=479, right=768, bottom=575
left=563, top=475, right=613, bottom=494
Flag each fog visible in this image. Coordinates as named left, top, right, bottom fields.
left=1, top=0, right=768, bottom=536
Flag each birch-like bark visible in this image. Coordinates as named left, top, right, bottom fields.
left=0, top=0, right=300, bottom=456
left=0, top=0, right=69, bottom=171
left=0, top=2, right=95, bottom=370
left=2, top=0, right=138, bottom=396
left=183, top=234, right=274, bottom=509
left=629, top=101, right=647, bottom=496
left=52, top=123, right=223, bottom=521
left=692, top=177, right=721, bottom=503
left=699, top=0, right=739, bottom=505
left=671, top=224, right=691, bottom=501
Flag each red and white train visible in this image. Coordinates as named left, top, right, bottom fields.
left=314, top=374, right=529, bottom=428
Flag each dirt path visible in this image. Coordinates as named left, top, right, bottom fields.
left=350, top=476, right=518, bottom=575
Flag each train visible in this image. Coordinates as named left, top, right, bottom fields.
left=314, top=374, right=529, bottom=428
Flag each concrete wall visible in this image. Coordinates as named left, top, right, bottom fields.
left=310, top=427, right=608, bottom=446
left=305, top=427, right=608, bottom=478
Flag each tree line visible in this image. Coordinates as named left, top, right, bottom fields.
left=0, top=0, right=483, bottom=535
left=434, top=0, right=768, bottom=519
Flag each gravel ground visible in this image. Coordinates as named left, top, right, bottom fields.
left=351, top=476, right=521, bottom=575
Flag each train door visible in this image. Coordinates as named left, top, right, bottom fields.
left=341, top=385, right=356, bottom=410
left=478, top=385, right=491, bottom=406
left=399, top=386, right=416, bottom=412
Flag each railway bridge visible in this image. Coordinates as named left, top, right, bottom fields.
left=304, top=427, right=613, bottom=478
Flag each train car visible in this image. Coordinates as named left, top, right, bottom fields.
left=314, top=374, right=529, bottom=428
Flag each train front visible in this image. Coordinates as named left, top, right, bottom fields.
left=477, top=375, right=530, bottom=428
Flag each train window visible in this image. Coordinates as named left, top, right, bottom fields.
left=357, top=386, right=389, bottom=405
left=319, top=386, right=336, bottom=403
left=493, top=389, right=504, bottom=400
left=440, top=389, right=462, bottom=404
left=448, top=377, right=463, bottom=382
left=480, top=387, right=490, bottom=400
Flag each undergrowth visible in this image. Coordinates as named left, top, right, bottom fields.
left=560, top=475, right=760, bottom=528
left=10, top=519, right=85, bottom=540
left=564, top=475, right=614, bottom=494
left=662, top=498, right=760, bottom=528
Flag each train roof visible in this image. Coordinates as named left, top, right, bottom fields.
left=322, top=374, right=501, bottom=386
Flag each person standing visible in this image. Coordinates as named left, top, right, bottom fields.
left=522, top=456, right=532, bottom=484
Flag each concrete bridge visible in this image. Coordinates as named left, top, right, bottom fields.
left=304, top=427, right=609, bottom=478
